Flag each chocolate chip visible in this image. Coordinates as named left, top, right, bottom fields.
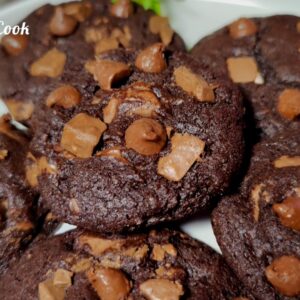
left=273, top=196, right=300, bottom=231
left=46, top=85, right=81, bottom=109
left=229, top=18, right=257, bottom=39
left=53, top=269, right=73, bottom=288
left=1, top=34, right=28, bottom=56
left=49, top=6, right=78, bottom=36
left=158, top=133, right=205, bottom=181
left=155, top=266, right=185, bottom=281
left=297, top=21, right=300, bottom=33
left=140, top=278, right=184, bottom=300
left=0, top=116, right=27, bottom=143
left=277, top=88, right=300, bottom=120
left=4, top=99, right=34, bottom=121
left=103, top=97, right=120, bottom=124
left=265, top=255, right=300, bottom=296
left=110, top=0, right=133, bottom=18
left=226, top=56, right=259, bottom=83
left=152, top=243, right=177, bottom=261
left=25, top=154, right=57, bottom=188
left=149, top=16, right=174, bottom=46
left=87, top=267, right=130, bottom=300
left=63, top=2, right=92, bottom=22
left=60, top=113, right=107, bottom=158
left=96, top=147, right=128, bottom=164
left=38, top=268, right=73, bottom=300
left=135, top=43, right=167, bottom=73
left=87, top=60, right=131, bottom=90
left=29, top=48, right=66, bottom=78
left=95, top=37, right=119, bottom=54
left=174, top=66, right=215, bottom=102
left=125, top=118, right=167, bottom=156
left=0, top=149, right=8, bottom=160
left=77, top=234, right=124, bottom=256
left=38, top=279, right=65, bottom=300
left=111, top=26, right=132, bottom=48
left=273, top=155, right=300, bottom=168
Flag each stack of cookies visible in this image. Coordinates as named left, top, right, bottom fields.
left=0, top=1, right=298, bottom=299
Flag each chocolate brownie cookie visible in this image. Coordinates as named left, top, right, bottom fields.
left=0, top=0, right=185, bottom=127
left=212, top=128, right=300, bottom=300
left=30, top=46, right=245, bottom=233
left=0, top=229, right=253, bottom=299
left=0, top=117, right=37, bottom=273
left=191, top=15, right=300, bottom=138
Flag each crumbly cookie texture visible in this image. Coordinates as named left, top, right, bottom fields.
left=0, top=229, right=253, bottom=300
left=213, top=129, right=300, bottom=300
left=0, top=0, right=185, bottom=127
left=192, top=15, right=300, bottom=138
left=0, top=117, right=36, bottom=274
left=33, top=47, right=244, bottom=233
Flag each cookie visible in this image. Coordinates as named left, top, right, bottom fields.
left=29, top=46, right=245, bottom=233
left=191, top=15, right=300, bottom=138
left=212, top=128, right=300, bottom=300
left=0, top=0, right=185, bottom=127
left=0, top=229, right=253, bottom=299
left=0, top=117, right=37, bottom=273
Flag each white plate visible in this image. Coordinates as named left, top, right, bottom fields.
left=1, top=0, right=299, bottom=252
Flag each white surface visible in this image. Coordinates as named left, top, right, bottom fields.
left=0, top=0, right=299, bottom=252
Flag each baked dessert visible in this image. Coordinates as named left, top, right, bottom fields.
left=0, top=229, right=253, bottom=299
left=191, top=15, right=300, bottom=138
left=212, top=128, right=300, bottom=300
left=30, top=46, right=245, bottom=232
left=0, top=117, right=37, bottom=273
left=0, top=0, right=185, bottom=127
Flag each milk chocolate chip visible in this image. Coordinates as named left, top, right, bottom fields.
left=158, top=133, right=205, bottom=181
left=90, top=60, right=131, bottom=90
left=273, top=196, right=300, bottom=231
left=53, top=269, right=73, bottom=288
left=61, top=113, right=107, bottom=158
left=297, top=21, right=300, bottom=33
left=274, top=155, right=300, bottom=168
left=140, top=279, right=184, bottom=300
left=2, top=34, right=28, bottom=56
left=174, top=66, right=215, bottom=102
left=277, top=88, right=300, bottom=120
left=125, top=83, right=161, bottom=117
left=149, top=16, right=174, bottom=46
left=38, top=268, right=72, bottom=300
left=4, top=99, right=34, bottom=121
left=26, top=154, right=57, bottom=188
left=87, top=267, right=131, bottom=300
left=95, top=37, right=119, bottom=55
left=29, top=48, right=66, bottom=78
left=125, top=118, right=167, bottom=155
left=229, top=18, right=257, bottom=39
left=38, top=279, right=65, bottom=300
left=49, top=6, right=78, bottom=36
left=63, top=2, right=92, bottom=22
left=103, top=98, right=120, bottom=124
left=135, top=43, right=167, bottom=73
left=77, top=234, right=124, bottom=256
left=97, top=147, right=127, bottom=164
left=0, top=149, right=8, bottom=160
left=152, top=243, right=177, bottom=261
left=46, top=85, right=81, bottom=108
left=110, top=0, right=133, bottom=18
left=112, top=26, right=132, bottom=48
left=265, top=255, right=300, bottom=296
left=227, top=57, right=259, bottom=83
